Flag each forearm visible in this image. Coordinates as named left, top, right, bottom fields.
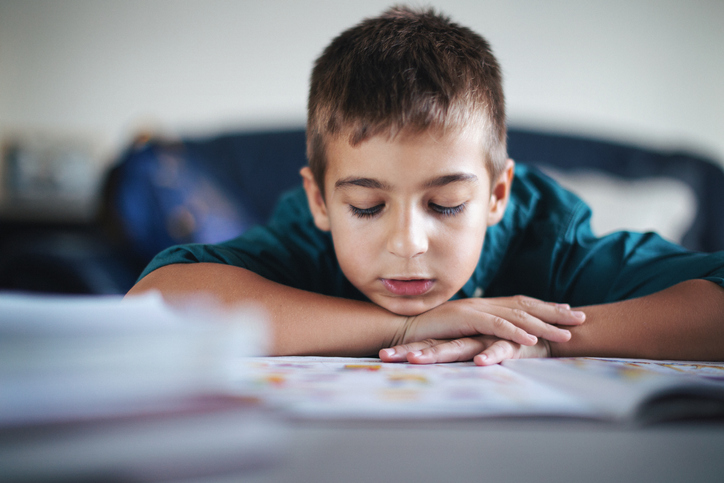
left=126, top=263, right=405, bottom=357
left=551, top=279, right=724, bottom=361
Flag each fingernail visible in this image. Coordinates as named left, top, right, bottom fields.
left=558, top=303, right=571, bottom=309
left=528, top=334, right=538, bottom=343
left=380, top=348, right=395, bottom=357
left=475, top=354, right=488, bottom=366
left=409, top=351, right=422, bottom=358
left=573, top=311, right=586, bottom=321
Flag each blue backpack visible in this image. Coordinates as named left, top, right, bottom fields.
left=108, top=130, right=308, bottom=262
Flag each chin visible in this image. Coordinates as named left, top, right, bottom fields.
left=377, top=297, right=437, bottom=317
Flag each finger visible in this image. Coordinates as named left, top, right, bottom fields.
left=407, top=337, right=487, bottom=364
left=379, top=339, right=441, bottom=362
left=481, top=298, right=579, bottom=342
left=473, top=339, right=519, bottom=366
left=505, top=296, right=587, bottom=326
left=470, top=312, right=539, bottom=346
left=496, top=306, right=572, bottom=343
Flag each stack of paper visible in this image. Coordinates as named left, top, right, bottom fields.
left=0, top=292, right=287, bottom=482
left=0, top=291, right=267, bottom=425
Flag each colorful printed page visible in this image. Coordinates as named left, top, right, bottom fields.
left=227, top=356, right=597, bottom=420
left=227, top=357, right=724, bottom=422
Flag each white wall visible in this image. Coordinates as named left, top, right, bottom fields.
left=1, top=0, right=723, bottom=169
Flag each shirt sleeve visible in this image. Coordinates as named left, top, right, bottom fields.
left=550, top=201, right=724, bottom=306
left=137, top=187, right=365, bottom=300
left=487, top=165, right=724, bottom=306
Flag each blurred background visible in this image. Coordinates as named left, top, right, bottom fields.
left=2, top=0, right=722, bottom=167
left=1, top=0, right=723, bottom=294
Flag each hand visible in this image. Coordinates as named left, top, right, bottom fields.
left=390, top=295, right=585, bottom=350
left=380, top=334, right=550, bottom=365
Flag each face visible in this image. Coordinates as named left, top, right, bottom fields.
left=302, top=129, right=513, bottom=316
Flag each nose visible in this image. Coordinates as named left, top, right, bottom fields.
left=386, top=206, right=428, bottom=259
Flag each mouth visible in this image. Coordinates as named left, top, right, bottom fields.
left=380, top=278, right=434, bottom=296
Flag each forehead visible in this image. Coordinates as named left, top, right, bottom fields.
left=324, top=129, right=491, bottom=189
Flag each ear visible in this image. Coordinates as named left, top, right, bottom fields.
left=300, top=166, right=331, bottom=232
left=487, top=159, right=515, bottom=226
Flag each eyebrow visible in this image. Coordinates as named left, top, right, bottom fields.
left=334, top=173, right=478, bottom=191
left=334, top=177, right=391, bottom=191
left=423, top=173, right=479, bottom=188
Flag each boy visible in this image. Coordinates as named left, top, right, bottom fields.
left=127, top=6, right=724, bottom=365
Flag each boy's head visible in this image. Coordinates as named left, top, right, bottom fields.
left=306, top=5, right=507, bottom=195
left=301, top=6, right=514, bottom=316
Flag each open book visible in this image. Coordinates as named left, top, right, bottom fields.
left=230, top=356, right=724, bottom=424
left=3, top=291, right=722, bottom=427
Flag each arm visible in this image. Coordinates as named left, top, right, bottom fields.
left=127, top=263, right=582, bottom=357
left=551, top=279, right=724, bottom=361
left=127, top=263, right=403, bottom=356
left=384, top=279, right=724, bottom=364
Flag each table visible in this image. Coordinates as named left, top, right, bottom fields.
left=4, top=416, right=724, bottom=483
left=212, top=418, right=724, bottom=483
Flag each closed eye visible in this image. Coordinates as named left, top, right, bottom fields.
left=430, top=202, right=466, bottom=216
left=349, top=204, right=384, bottom=219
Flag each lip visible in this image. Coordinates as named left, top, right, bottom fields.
left=381, top=278, right=434, bottom=296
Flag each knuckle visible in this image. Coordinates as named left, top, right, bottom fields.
left=448, top=338, right=467, bottom=350
left=511, top=308, right=529, bottom=321
left=493, top=345, right=505, bottom=360
left=556, top=304, right=571, bottom=316
left=491, top=340, right=513, bottom=357
left=492, top=316, right=509, bottom=331
left=486, top=343, right=505, bottom=359
left=427, top=344, right=443, bottom=355
left=513, top=295, right=532, bottom=308
left=557, top=307, right=570, bottom=319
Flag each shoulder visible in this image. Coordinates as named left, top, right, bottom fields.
left=138, top=186, right=338, bottom=288
left=508, top=163, right=591, bottom=233
left=466, top=163, right=591, bottom=299
left=489, top=163, right=594, bottom=256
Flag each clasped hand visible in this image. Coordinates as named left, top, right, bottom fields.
left=380, top=296, right=585, bottom=365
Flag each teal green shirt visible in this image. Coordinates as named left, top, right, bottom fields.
left=139, top=164, right=724, bottom=306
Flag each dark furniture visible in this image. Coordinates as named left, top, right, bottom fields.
left=2, top=127, right=722, bottom=295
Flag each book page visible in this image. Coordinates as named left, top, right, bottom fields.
left=227, top=356, right=597, bottom=419
left=225, top=356, right=724, bottom=422
left=575, top=357, right=724, bottom=380
left=503, top=358, right=724, bottom=422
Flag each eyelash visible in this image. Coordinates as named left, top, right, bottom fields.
left=348, top=202, right=467, bottom=219
left=349, top=204, right=384, bottom=219
left=430, top=202, right=467, bottom=216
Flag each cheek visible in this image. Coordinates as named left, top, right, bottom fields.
left=436, top=213, right=487, bottom=274
left=328, top=216, right=379, bottom=277
left=445, top=229, right=485, bottom=262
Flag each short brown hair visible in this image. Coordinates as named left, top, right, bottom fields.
left=306, top=5, right=507, bottom=194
